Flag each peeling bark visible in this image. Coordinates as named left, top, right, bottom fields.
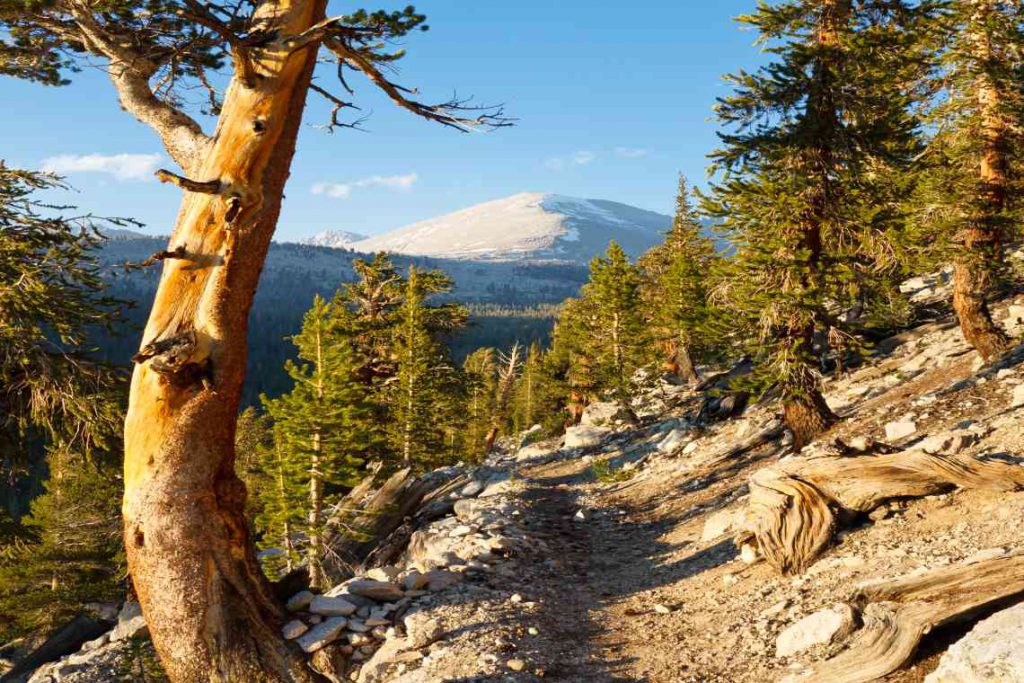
left=120, top=0, right=328, bottom=679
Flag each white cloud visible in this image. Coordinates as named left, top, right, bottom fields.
left=40, top=153, right=163, bottom=181
left=615, top=147, right=649, bottom=159
left=544, top=150, right=598, bottom=171
left=311, top=172, right=419, bottom=199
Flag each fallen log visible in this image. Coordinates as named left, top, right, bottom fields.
left=788, top=550, right=1024, bottom=683
left=740, top=449, right=1024, bottom=574
left=1, top=614, right=110, bottom=683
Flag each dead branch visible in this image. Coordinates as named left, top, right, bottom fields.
left=308, top=83, right=366, bottom=133
left=741, top=450, right=1024, bottom=575
left=154, top=169, right=223, bottom=194
left=123, top=245, right=188, bottom=272
left=789, top=551, right=1024, bottom=683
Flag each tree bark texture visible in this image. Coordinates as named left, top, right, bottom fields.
left=121, top=0, right=326, bottom=679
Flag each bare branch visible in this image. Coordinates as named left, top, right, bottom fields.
left=155, top=168, right=223, bottom=194
left=123, top=246, right=188, bottom=272
left=309, top=83, right=367, bottom=133
left=323, top=37, right=513, bottom=133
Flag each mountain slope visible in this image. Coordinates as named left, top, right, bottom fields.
left=350, top=192, right=673, bottom=263
left=299, top=229, right=367, bottom=249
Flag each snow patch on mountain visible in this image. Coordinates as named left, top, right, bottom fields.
left=347, top=192, right=672, bottom=263
left=300, top=230, right=368, bottom=249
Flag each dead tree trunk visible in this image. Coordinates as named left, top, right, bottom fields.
left=740, top=449, right=1024, bottom=575
left=121, top=1, right=326, bottom=680
left=952, top=7, right=1011, bottom=362
left=792, top=550, right=1024, bottom=683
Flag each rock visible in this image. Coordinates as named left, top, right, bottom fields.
left=574, top=509, right=587, bottom=521
left=1006, top=305, right=1024, bottom=324
left=702, top=508, right=746, bottom=542
left=507, top=658, right=527, bottom=672
left=309, top=595, right=358, bottom=617
left=580, top=401, right=632, bottom=427
left=657, top=427, right=689, bottom=455
left=965, top=547, right=1008, bottom=565
left=515, top=442, right=556, bottom=462
left=740, top=543, right=760, bottom=565
left=653, top=604, right=673, bottom=614
left=347, top=579, right=404, bottom=602
left=884, top=420, right=917, bottom=442
left=479, top=472, right=515, bottom=498
left=282, top=620, right=308, bottom=640
left=365, top=566, right=401, bottom=582
left=775, top=604, right=857, bottom=658
left=296, top=617, right=348, bottom=653
left=286, top=590, right=314, bottom=612
left=926, top=601, right=1024, bottom=682
left=110, top=602, right=148, bottom=642
left=403, top=570, right=429, bottom=591
left=403, top=610, right=444, bottom=649
left=450, top=524, right=474, bottom=537
left=423, top=569, right=461, bottom=592
left=460, top=479, right=485, bottom=497
left=564, top=425, right=610, bottom=450
left=1012, top=384, right=1024, bottom=409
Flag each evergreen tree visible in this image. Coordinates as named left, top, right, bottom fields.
left=578, top=241, right=648, bottom=398
left=0, top=165, right=126, bottom=502
left=0, top=451, right=123, bottom=643
left=702, top=0, right=929, bottom=446
left=388, top=267, right=461, bottom=471
left=462, top=347, right=498, bottom=461
left=639, top=176, right=718, bottom=383
left=512, top=342, right=544, bottom=433
left=261, top=297, right=370, bottom=589
left=914, top=0, right=1024, bottom=360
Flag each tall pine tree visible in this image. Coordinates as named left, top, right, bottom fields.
left=915, top=0, right=1024, bottom=360
left=639, top=176, right=718, bottom=384
left=703, top=0, right=928, bottom=446
left=261, top=297, right=370, bottom=589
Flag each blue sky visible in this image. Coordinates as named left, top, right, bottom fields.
left=0, top=1, right=761, bottom=241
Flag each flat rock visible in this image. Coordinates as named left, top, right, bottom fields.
left=296, top=616, right=348, bottom=653
left=926, top=601, right=1024, bottom=682
left=286, top=590, right=314, bottom=612
left=580, top=401, right=632, bottom=427
left=564, top=425, right=610, bottom=450
left=921, top=430, right=979, bottom=455
left=775, top=604, right=856, bottom=658
left=702, top=508, right=746, bottom=542
left=309, top=595, right=358, bottom=617
left=110, top=602, right=148, bottom=642
left=282, top=620, right=308, bottom=640
left=347, top=579, right=404, bottom=602
left=1012, top=384, right=1024, bottom=409
left=884, top=420, right=917, bottom=442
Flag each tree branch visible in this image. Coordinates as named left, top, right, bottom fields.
left=323, top=37, right=513, bottom=132
left=155, top=169, right=224, bottom=194
left=68, top=3, right=212, bottom=172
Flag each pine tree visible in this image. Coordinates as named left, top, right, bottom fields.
left=914, top=0, right=1024, bottom=361
left=0, top=450, right=123, bottom=643
left=639, top=176, right=717, bottom=383
left=388, top=267, right=461, bottom=471
left=462, top=347, right=498, bottom=461
left=261, top=296, right=370, bottom=589
left=512, top=342, right=544, bottom=433
left=702, top=0, right=929, bottom=446
left=579, top=241, right=648, bottom=398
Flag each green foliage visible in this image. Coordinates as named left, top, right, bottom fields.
left=700, top=1, right=930, bottom=406
left=639, top=177, right=719, bottom=378
left=0, top=451, right=123, bottom=643
left=590, top=459, right=632, bottom=484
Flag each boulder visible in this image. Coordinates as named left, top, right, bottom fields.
left=884, top=420, right=917, bottom=442
left=347, top=579, right=404, bottom=602
left=564, top=425, right=610, bottom=450
left=110, top=602, right=148, bottom=642
left=657, top=427, right=690, bottom=455
left=309, top=595, right=358, bottom=617
left=580, top=401, right=632, bottom=428
left=295, top=616, right=348, bottom=653
left=282, top=620, right=308, bottom=640
left=775, top=604, right=857, bottom=658
left=926, top=601, right=1024, bottom=682
left=286, top=590, right=314, bottom=612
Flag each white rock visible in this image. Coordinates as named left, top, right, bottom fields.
left=775, top=604, right=856, bottom=658
left=921, top=430, right=979, bottom=456
left=286, top=590, right=315, bottom=612
left=1012, top=384, right=1024, bottom=409
left=310, top=595, right=358, bottom=617
left=110, top=602, right=148, bottom=642
left=282, top=620, right=308, bottom=640
left=564, top=425, right=610, bottom=450
left=657, top=427, right=689, bottom=455
left=884, top=420, right=917, bottom=442
left=580, top=401, right=631, bottom=427
left=740, top=543, right=760, bottom=565
left=296, top=616, right=348, bottom=653
left=926, top=601, right=1024, bottom=682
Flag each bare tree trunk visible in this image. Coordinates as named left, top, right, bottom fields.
left=675, top=339, right=700, bottom=385
left=121, top=0, right=326, bottom=679
left=308, top=431, right=324, bottom=591
left=953, top=8, right=1010, bottom=362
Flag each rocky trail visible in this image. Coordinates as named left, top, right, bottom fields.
left=18, top=279, right=1024, bottom=683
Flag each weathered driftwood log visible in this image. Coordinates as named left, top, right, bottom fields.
left=788, top=550, right=1024, bottom=683
left=741, top=450, right=1024, bottom=574
left=703, top=418, right=785, bottom=469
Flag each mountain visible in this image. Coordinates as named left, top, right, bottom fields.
left=348, top=192, right=672, bottom=263
left=299, top=229, right=368, bottom=249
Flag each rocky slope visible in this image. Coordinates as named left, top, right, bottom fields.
left=16, top=283, right=1024, bottom=683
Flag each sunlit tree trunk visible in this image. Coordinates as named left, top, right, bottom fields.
left=953, top=6, right=1010, bottom=362
left=121, top=0, right=327, bottom=678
